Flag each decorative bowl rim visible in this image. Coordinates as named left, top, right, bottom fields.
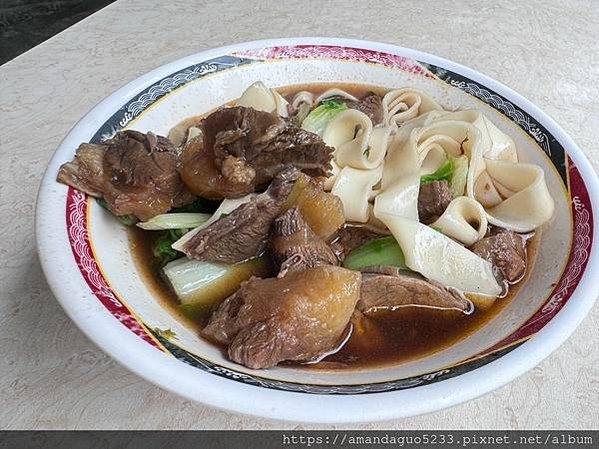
left=35, top=37, right=599, bottom=423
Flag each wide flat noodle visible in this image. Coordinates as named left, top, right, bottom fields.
left=431, top=196, right=488, bottom=245
left=382, top=120, right=477, bottom=189
left=316, top=88, right=358, bottom=103
left=373, top=139, right=501, bottom=296
left=474, top=159, right=555, bottom=232
left=376, top=213, right=502, bottom=296
left=382, top=88, right=443, bottom=128
left=454, top=117, right=554, bottom=232
left=373, top=173, right=420, bottom=221
left=322, top=109, right=391, bottom=170
left=323, top=108, right=393, bottom=170
left=390, top=111, right=553, bottom=233
left=291, top=91, right=314, bottom=109
left=332, top=165, right=383, bottom=223
left=315, top=85, right=551, bottom=294
left=324, top=109, right=372, bottom=164
left=236, top=81, right=289, bottom=117
left=379, top=116, right=431, bottom=189
left=473, top=170, right=503, bottom=208
left=429, top=110, right=517, bottom=162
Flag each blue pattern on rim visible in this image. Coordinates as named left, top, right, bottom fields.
left=89, top=55, right=255, bottom=144
left=150, top=329, right=525, bottom=394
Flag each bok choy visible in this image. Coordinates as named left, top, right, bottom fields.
left=163, top=256, right=269, bottom=319
left=301, top=99, right=347, bottom=136
left=420, top=159, right=453, bottom=184
left=343, top=236, right=407, bottom=271
left=137, top=213, right=211, bottom=230
left=449, top=155, right=469, bottom=197
left=152, top=229, right=188, bottom=267
left=420, top=155, right=469, bottom=198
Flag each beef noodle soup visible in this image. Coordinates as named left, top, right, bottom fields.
left=57, top=82, right=554, bottom=370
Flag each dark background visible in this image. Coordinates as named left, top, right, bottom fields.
left=0, top=0, right=115, bottom=64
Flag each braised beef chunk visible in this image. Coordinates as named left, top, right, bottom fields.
left=285, top=172, right=345, bottom=240
left=471, top=230, right=527, bottom=282
left=57, top=143, right=106, bottom=197
left=181, top=168, right=299, bottom=263
left=330, top=225, right=384, bottom=262
left=358, top=266, right=471, bottom=314
left=248, top=124, right=334, bottom=182
left=57, top=130, right=194, bottom=221
left=346, top=92, right=384, bottom=125
left=203, top=106, right=281, bottom=181
left=418, top=180, right=453, bottom=224
left=270, top=207, right=338, bottom=275
left=180, top=106, right=334, bottom=199
left=203, top=266, right=361, bottom=369
left=178, top=133, right=257, bottom=200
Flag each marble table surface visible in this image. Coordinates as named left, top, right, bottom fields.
left=1, top=0, right=597, bottom=430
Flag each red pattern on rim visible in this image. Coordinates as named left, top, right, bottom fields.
left=236, top=45, right=435, bottom=78
left=65, top=188, right=160, bottom=349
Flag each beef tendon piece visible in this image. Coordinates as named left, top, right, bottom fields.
left=56, top=143, right=106, bottom=197
left=180, top=106, right=334, bottom=199
left=57, top=130, right=194, bottom=221
left=181, top=168, right=300, bottom=264
left=203, top=265, right=361, bottom=369
left=470, top=230, right=527, bottom=283
left=270, top=207, right=338, bottom=275
left=418, top=180, right=453, bottom=224
left=358, top=266, right=471, bottom=314
left=178, top=135, right=257, bottom=200
left=285, top=173, right=345, bottom=240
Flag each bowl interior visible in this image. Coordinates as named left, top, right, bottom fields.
left=76, top=52, right=574, bottom=391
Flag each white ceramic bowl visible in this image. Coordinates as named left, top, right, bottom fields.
left=36, top=38, right=599, bottom=423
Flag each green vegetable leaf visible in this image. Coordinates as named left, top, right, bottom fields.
left=420, top=159, right=454, bottom=185
left=179, top=303, right=212, bottom=321
left=96, top=198, right=137, bottom=226
left=165, top=256, right=269, bottom=320
left=449, top=155, right=469, bottom=197
left=137, top=212, right=211, bottom=230
left=343, top=236, right=407, bottom=271
left=419, top=155, right=470, bottom=197
left=301, top=99, right=348, bottom=136
left=152, top=228, right=189, bottom=267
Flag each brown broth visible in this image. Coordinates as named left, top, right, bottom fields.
left=129, top=83, right=541, bottom=370
left=130, top=227, right=539, bottom=369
